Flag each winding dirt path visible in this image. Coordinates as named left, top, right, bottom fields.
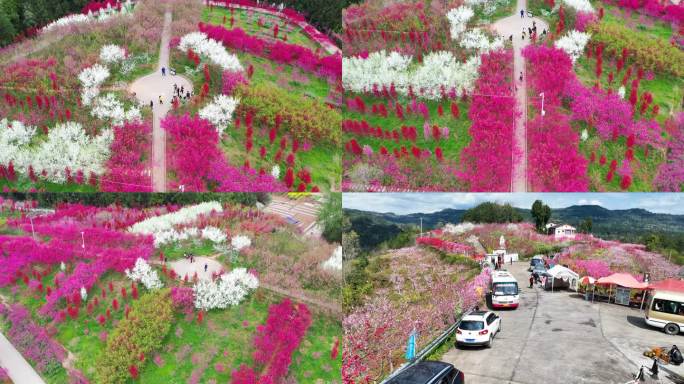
left=492, top=0, right=548, bottom=192
left=129, top=6, right=193, bottom=193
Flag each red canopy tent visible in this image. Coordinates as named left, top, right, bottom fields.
left=596, top=273, right=649, bottom=306
left=597, top=273, right=649, bottom=289
left=648, top=279, right=684, bottom=293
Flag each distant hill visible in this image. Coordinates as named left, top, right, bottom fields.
left=345, top=205, right=684, bottom=243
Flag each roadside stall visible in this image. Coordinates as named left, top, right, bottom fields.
left=595, top=273, right=649, bottom=307
left=579, top=276, right=596, bottom=300
left=543, top=265, right=579, bottom=291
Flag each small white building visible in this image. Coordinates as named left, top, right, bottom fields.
left=554, top=224, right=576, bottom=240
left=488, top=249, right=519, bottom=265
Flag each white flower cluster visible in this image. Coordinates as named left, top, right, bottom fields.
left=193, top=268, right=259, bottom=310
left=459, top=28, right=504, bottom=53
left=231, top=235, right=252, bottom=251
left=321, top=246, right=342, bottom=271
left=0, top=120, right=112, bottom=183
left=177, top=32, right=244, bottom=72
left=78, top=64, right=110, bottom=106
left=125, top=258, right=164, bottom=290
left=343, top=50, right=480, bottom=100
left=91, top=93, right=141, bottom=126
left=446, top=6, right=474, bottom=40
left=128, top=202, right=223, bottom=244
left=152, top=225, right=227, bottom=247
left=554, top=30, right=591, bottom=64
left=198, top=94, right=239, bottom=135
left=271, top=165, right=280, bottom=179
left=42, top=0, right=136, bottom=33
left=618, top=86, right=626, bottom=99
left=562, top=0, right=595, bottom=13
left=0, top=119, right=35, bottom=172
left=202, top=226, right=227, bottom=243
left=80, top=286, right=88, bottom=301
left=100, top=44, right=127, bottom=64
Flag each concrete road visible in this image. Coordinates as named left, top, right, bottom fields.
left=440, top=262, right=641, bottom=384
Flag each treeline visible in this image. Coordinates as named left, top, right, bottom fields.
left=462, top=202, right=523, bottom=223
left=280, top=0, right=361, bottom=33
left=0, top=192, right=269, bottom=208
left=0, top=0, right=89, bottom=46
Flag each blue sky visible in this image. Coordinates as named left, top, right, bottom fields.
left=343, top=193, right=684, bottom=215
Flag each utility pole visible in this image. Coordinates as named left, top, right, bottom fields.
left=420, top=217, right=423, bottom=237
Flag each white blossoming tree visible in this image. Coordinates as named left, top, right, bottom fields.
left=80, top=286, right=87, bottom=301
left=231, top=235, right=252, bottom=251
left=125, top=258, right=164, bottom=290
left=198, top=95, right=239, bottom=135
left=201, top=226, right=227, bottom=243
left=554, top=30, right=591, bottom=64
left=91, top=93, right=141, bottom=125
left=78, top=64, right=110, bottom=106
left=193, top=268, right=259, bottom=311
left=100, top=45, right=126, bottom=64
left=178, top=32, right=243, bottom=72
left=446, top=6, right=474, bottom=40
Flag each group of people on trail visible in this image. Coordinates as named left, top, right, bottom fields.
left=144, top=67, right=193, bottom=109
left=516, top=11, right=546, bottom=42
left=183, top=253, right=209, bottom=273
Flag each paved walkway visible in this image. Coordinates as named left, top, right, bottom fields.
left=170, top=257, right=224, bottom=281
left=129, top=7, right=193, bottom=193
left=492, top=0, right=548, bottom=192
left=0, top=331, right=46, bottom=384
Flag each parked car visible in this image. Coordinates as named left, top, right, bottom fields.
left=386, top=361, right=465, bottom=384
left=456, top=311, right=501, bottom=348
left=528, top=255, right=544, bottom=271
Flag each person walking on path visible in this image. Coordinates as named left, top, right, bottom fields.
left=158, top=95, right=163, bottom=105
left=520, top=9, right=524, bottom=17
left=529, top=275, right=534, bottom=288
left=161, top=67, right=166, bottom=76
left=519, top=71, right=523, bottom=82
left=204, top=264, right=208, bottom=273
left=149, top=100, right=153, bottom=109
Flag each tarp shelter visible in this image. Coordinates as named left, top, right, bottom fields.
left=580, top=276, right=596, bottom=285
left=648, top=279, right=684, bottom=293
left=544, top=265, right=579, bottom=291
left=597, top=273, right=649, bottom=307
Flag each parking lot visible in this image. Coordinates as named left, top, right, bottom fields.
left=440, top=262, right=684, bottom=384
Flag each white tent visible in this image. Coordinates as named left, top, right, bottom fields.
left=545, top=265, right=580, bottom=291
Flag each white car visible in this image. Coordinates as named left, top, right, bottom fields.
left=456, top=311, right=501, bottom=348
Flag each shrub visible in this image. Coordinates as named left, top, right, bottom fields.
left=588, top=21, right=684, bottom=77
left=95, top=289, right=173, bottom=384
left=236, top=84, right=341, bottom=144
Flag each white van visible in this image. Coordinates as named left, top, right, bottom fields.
left=645, top=290, right=684, bottom=335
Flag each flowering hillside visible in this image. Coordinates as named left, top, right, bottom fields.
left=0, top=196, right=341, bottom=383
left=343, top=245, right=490, bottom=382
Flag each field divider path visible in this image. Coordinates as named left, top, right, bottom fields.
left=491, top=0, right=548, bottom=191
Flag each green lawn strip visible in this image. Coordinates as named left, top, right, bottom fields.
left=577, top=123, right=665, bottom=191
left=473, top=0, right=516, bottom=24
left=290, top=313, right=342, bottom=383
left=202, top=6, right=319, bottom=50
left=601, top=3, right=673, bottom=41
left=158, top=240, right=217, bottom=261
left=343, top=94, right=472, bottom=164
